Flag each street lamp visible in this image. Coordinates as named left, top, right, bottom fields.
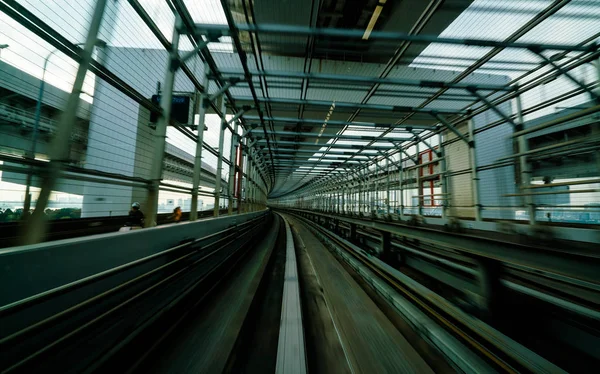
left=23, top=39, right=106, bottom=215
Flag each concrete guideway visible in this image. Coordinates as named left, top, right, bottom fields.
left=283, top=213, right=436, bottom=374
left=275, top=214, right=307, bottom=374
left=131, top=214, right=282, bottom=373
left=285, top=210, right=579, bottom=373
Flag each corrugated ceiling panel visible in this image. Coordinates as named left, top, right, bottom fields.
left=305, top=87, right=369, bottom=103
left=366, top=96, right=428, bottom=107
left=410, top=0, right=549, bottom=73
left=260, top=55, right=305, bottom=72
left=184, top=0, right=228, bottom=24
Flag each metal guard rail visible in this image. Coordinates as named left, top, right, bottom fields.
left=287, top=209, right=600, bottom=285
left=0, top=210, right=270, bottom=372
left=289, top=211, right=565, bottom=373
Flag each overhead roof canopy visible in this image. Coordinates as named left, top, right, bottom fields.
left=112, top=0, right=600, bottom=197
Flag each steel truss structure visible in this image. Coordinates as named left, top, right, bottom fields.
left=1, top=0, right=598, bottom=244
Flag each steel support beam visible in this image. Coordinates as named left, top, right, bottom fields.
left=208, top=81, right=234, bottom=102
left=21, top=0, right=108, bottom=244
left=145, top=15, right=182, bottom=228
left=439, top=133, right=449, bottom=219
left=468, top=119, right=482, bottom=221
left=400, top=148, right=419, bottom=165
left=241, top=100, right=465, bottom=116
left=468, top=88, right=519, bottom=129
left=433, top=113, right=470, bottom=145
left=214, top=98, right=227, bottom=216
left=416, top=142, right=423, bottom=216
left=257, top=140, right=395, bottom=150
left=190, top=63, right=209, bottom=221
left=399, top=159, right=405, bottom=220
left=531, top=50, right=600, bottom=103
left=411, top=131, right=440, bottom=157
left=195, top=23, right=596, bottom=52
left=257, top=130, right=410, bottom=143
left=515, top=95, right=536, bottom=225
left=226, top=70, right=513, bottom=92
left=228, top=120, right=239, bottom=215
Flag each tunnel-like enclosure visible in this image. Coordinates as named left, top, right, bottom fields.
left=1, top=0, right=599, bottom=372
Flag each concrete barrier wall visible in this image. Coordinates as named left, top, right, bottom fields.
left=0, top=210, right=268, bottom=306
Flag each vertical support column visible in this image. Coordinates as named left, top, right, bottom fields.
left=190, top=63, right=209, bottom=221
left=475, top=258, right=502, bottom=320
left=439, top=133, right=449, bottom=219
left=358, top=173, right=362, bottom=215
left=468, top=119, right=482, bottom=221
left=147, top=17, right=184, bottom=228
left=228, top=120, right=239, bottom=215
left=594, top=58, right=600, bottom=171
left=368, top=167, right=373, bottom=215
left=386, top=157, right=390, bottom=215
left=376, top=160, right=381, bottom=214
left=399, top=160, right=404, bottom=220
left=22, top=0, right=108, bottom=244
left=416, top=142, right=423, bottom=216
left=147, top=16, right=183, bottom=227
left=236, top=137, right=245, bottom=214
left=363, top=168, right=368, bottom=215
left=341, top=185, right=345, bottom=214
left=331, top=189, right=334, bottom=213
left=330, top=189, right=333, bottom=213
left=380, top=230, right=392, bottom=263
left=251, top=166, right=257, bottom=212
left=252, top=165, right=257, bottom=212
left=515, top=95, right=536, bottom=225
left=214, top=98, right=227, bottom=217
left=350, top=223, right=357, bottom=242
left=244, top=156, right=251, bottom=213
left=248, top=165, right=254, bottom=212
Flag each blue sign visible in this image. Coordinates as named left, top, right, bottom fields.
left=150, top=95, right=191, bottom=124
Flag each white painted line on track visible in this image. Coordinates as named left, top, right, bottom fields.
left=290, top=220, right=356, bottom=374
left=275, top=215, right=307, bottom=374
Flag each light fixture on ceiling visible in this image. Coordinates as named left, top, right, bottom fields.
left=362, top=0, right=387, bottom=40
left=315, top=101, right=336, bottom=144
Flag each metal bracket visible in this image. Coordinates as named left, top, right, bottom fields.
left=208, top=81, right=233, bottom=102
left=467, top=87, right=520, bottom=129
left=179, top=41, right=209, bottom=64
left=400, top=148, right=418, bottom=165
left=410, top=130, right=441, bottom=157
left=227, top=106, right=254, bottom=126
left=433, top=113, right=470, bottom=146
left=530, top=48, right=600, bottom=103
